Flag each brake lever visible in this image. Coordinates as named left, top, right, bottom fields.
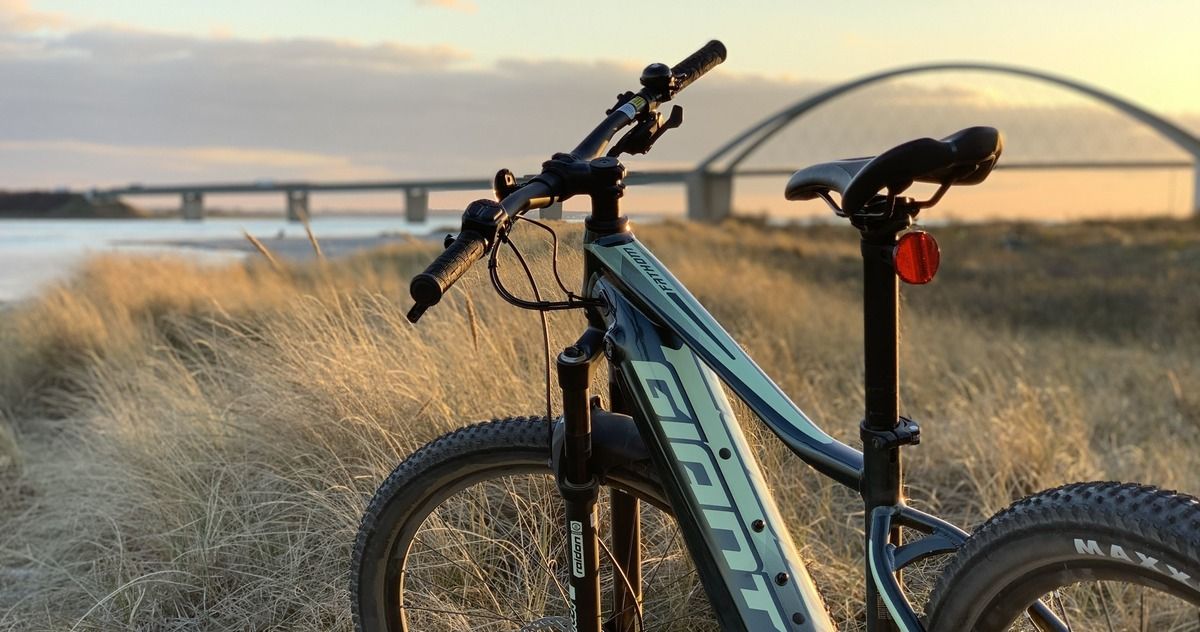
left=607, top=105, right=683, bottom=157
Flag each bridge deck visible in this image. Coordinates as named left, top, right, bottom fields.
left=100, top=161, right=1190, bottom=198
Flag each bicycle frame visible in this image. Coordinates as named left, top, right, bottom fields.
left=546, top=196, right=984, bottom=632
left=589, top=235, right=847, bottom=631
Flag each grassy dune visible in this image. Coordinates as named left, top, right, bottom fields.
left=0, top=217, right=1197, bottom=630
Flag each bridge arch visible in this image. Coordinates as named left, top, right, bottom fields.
left=686, top=62, right=1200, bottom=220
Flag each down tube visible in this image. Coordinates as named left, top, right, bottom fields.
left=598, top=278, right=835, bottom=632
left=585, top=234, right=862, bottom=488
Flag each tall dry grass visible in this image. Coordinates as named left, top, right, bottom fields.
left=0, top=217, right=1197, bottom=630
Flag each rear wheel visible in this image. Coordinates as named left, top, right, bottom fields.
left=925, top=482, right=1200, bottom=631
left=350, top=416, right=715, bottom=632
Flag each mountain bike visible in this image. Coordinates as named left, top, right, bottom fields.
left=350, top=41, right=1200, bottom=631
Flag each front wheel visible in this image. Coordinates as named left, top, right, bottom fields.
left=350, top=416, right=714, bottom=632
left=925, top=482, right=1200, bottom=631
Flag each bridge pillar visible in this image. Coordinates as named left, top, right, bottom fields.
left=540, top=201, right=564, bottom=220
left=286, top=189, right=310, bottom=222
left=181, top=191, right=204, bottom=221
left=1193, top=163, right=1200, bottom=216
left=685, top=171, right=733, bottom=222
left=405, top=188, right=429, bottom=223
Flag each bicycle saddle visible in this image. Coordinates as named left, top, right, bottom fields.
left=785, top=126, right=1003, bottom=215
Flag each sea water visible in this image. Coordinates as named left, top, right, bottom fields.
left=0, top=216, right=446, bottom=302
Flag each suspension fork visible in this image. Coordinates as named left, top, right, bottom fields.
left=608, top=367, right=642, bottom=632
left=576, top=152, right=642, bottom=632
left=558, top=328, right=605, bottom=632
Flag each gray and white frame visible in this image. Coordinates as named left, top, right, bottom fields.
left=581, top=231, right=970, bottom=632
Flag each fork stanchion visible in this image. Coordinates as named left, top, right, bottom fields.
left=608, top=371, right=643, bottom=632
left=557, top=330, right=605, bottom=632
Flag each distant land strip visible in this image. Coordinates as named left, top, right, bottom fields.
left=0, top=192, right=143, bottom=219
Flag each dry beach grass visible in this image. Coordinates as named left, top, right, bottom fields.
left=0, top=217, right=1197, bottom=630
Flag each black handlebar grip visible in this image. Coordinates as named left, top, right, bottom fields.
left=409, top=230, right=487, bottom=310
left=670, top=40, right=727, bottom=93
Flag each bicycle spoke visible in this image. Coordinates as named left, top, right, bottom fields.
left=598, top=536, right=646, bottom=632
left=502, top=477, right=570, bottom=609
left=1139, top=585, right=1146, bottom=632
left=400, top=603, right=529, bottom=624
left=402, top=479, right=576, bottom=626
left=392, top=470, right=718, bottom=631
left=604, top=506, right=705, bottom=628
left=642, top=526, right=682, bottom=591
left=1052, top=589, right=1073, bottom=631
left=406, top=532, right=513, bottom=621
left=1095, top=581, right=1116, bottom=632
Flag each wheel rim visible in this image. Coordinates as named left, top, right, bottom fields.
left=982, top=567, right=1200, bottom=631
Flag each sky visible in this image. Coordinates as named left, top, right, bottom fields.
left=3, top=0, right=1199, bottom=218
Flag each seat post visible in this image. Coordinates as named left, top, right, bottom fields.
left=858, top=217, right=908, bottom=632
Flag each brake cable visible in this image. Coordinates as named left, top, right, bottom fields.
left=487, top=216, right=603, bottom=432
left=486, top=217, right=603, bottom=312
left=493, top=231, right=554, bottom=426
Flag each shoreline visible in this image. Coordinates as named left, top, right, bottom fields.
left=128, top=233, right=439, bottom=260
left=0, top=217, right=458, bottom=302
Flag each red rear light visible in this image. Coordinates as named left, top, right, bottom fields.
left=894, top=231, right=940, bottom=284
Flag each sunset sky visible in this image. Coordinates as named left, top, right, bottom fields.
left=3, top=0, right=1199, bottom=217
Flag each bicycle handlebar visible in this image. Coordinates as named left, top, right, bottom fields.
left=670, top=40, right=727, bottom=94
left=405, top=182, right=556, bottom=322
left=407, top=232, right=486, bottom=318
left=407, top=41, right=726, bottom=322
left=501, top=179, right=553, bottom=216
left=406, top=199, right=506, bottom=321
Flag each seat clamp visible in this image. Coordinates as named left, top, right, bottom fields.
left=860, top=417, right=921, bottom=450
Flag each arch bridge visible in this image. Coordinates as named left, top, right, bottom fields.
left=95, top=62, right=1199, bottom=221
left=685, top=61, right=1200, bottom=220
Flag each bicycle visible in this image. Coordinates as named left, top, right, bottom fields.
left=350, top=41, right=1200, bottom=631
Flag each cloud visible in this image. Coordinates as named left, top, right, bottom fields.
left=1, top=20, right=1196, bottom=216
left=0, top=140, right=394, bottom=188
left=0, top=0, right=68, bottom=33
left=414, top=0, right=478, bottom=14
left=40, top=26, right=471, bottom=70
left=0, top=29, right=821, bottom=182
left=0, top=139, right=390, bottom=172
